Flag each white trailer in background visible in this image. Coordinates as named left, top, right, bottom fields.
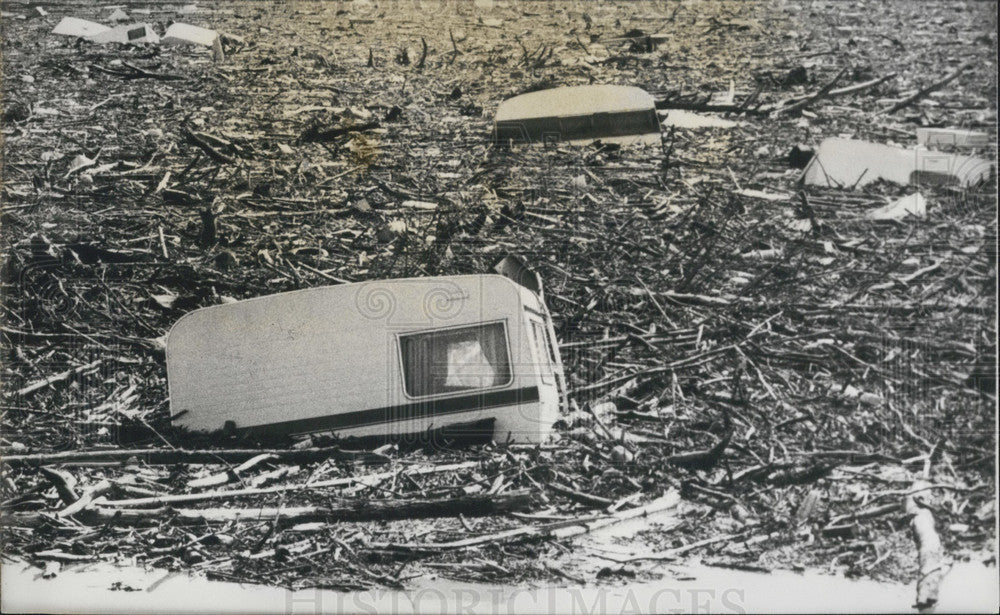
left=494, top=84, right=661, bottom=146
left=167, top=273, right=565, bottom=444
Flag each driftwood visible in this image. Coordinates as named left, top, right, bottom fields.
left=299, top=120, right=381, bottom=143
left=38, top=467, right=78, bottom=505
left=183, top=128, right=236, bottom=164
left=58, top=480, right=112, bottom=518
left=907, top=479, right=945, bottom=610
left=96, top=461, right=480, bottom=508
left=907, top=441, right=947, bottom=611
left=667, top=428, right=732, bottom=470
left=547, top=482, right=615, bottom=508
left=373, top=491, right=680, bottom=552
left=187, top=453, right=277, bottom=489
left=878, top=61, right=974, bottom=115
left=3, top=446, right=390, bottom=468
left=5, top=490, right=540, bottom=528
left=604, top=532, right=743, bottom=563
left=773, top=66, right=849, bottom=116
left=16, top=360, right=103, bottom=397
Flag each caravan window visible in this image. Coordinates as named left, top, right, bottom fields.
left=399, top=322, right=512, bottom=397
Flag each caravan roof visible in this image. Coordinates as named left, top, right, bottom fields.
left=494, top=85, right=661, bottom=146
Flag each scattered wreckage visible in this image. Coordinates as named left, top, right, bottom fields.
left=52, top=15, right=223, bottom=53
left=802, top=137, right=991, bottom=189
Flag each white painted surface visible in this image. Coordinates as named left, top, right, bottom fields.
left=88, top=24, right=160, bottom=45
left=162, top=22, right=218, bottom=47
left=659, top=109, right=739, bottom=129
left=52, top=17, right=110, bottom=38
left=866, top=193, right=927, bottom=220
left=916, top=128, right=991, bottom=148
left=167, top=275, right=560, bottom=442
left=803, top=137, right=991, bottom=189
left=495, top=85, right=655, bottom=122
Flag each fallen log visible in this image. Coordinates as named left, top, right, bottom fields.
left=668, top=429, right=732, bottom=471
left=605, top=532, right=742, bottom=563
left=184, top=128, right=236, bottom=164
left=373, top=490, right=680, bottom=552
left=773, top=73, right=898, bottom=111
left=6, top=490, right=540, bottom=528
left=878, top=61, right=975, bottom=116
left=773, top=66, right=848, bottom=116
left=38, top=467, right=78, bottom=505
left=547, top=482, right=615, bottom=508
left=299, top=120, right=381, bottom=143
left=58, top=479, right=112, bottom=518
left=3, top=446, right=390, bottom=468
left=95, top=461, right=480, bottom=508
left=907, top=479, right=945, bottom=610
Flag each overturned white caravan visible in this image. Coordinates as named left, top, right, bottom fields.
left=167, top=264, right=565, bottom=444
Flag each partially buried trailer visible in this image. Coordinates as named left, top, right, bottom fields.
left=167, top=271, right=565, bottom=444
left=494, top=84, right=661, bottom=146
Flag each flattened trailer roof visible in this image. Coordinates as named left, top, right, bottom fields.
left=495, top=85, right=656, bottom=122
left=494, top=85, right=661, bottom=146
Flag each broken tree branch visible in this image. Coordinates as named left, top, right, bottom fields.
left=7, top=490, right=541, bottom=528
left=3, top=446, right=390, bottom=468
left=373, top=491, right=680, bottom=552
left=878, top=61, right=975, bottom=116
left=16, top=360, right=103, bottom=397
left=184, top=128, right=236, bottom=164
left=773, top=66, right=849, bottom=116
left=96, top=462, right=480, bottom=508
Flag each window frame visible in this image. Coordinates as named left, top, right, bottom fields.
left=395, top=319, right=514, bottom=400
left=528, top=318, right=556, bottom=385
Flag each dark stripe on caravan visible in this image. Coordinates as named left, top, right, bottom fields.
left=237, top=386, right=541, bottom=437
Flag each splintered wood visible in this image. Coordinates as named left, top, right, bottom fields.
left=1, top=0, right=995, bottom=596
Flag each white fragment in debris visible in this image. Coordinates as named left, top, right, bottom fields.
left=916, top=128, right=990, bottom=148
left=835, top=384, right=883, bottom=406
left=859, top=392, right=883, bottom=406
left=277, top=143, right=294, bottom=155
left=785, top=219, right=812, bottom=232
left=52, top=17, right=111, bottom=38
left=348, top=106, right=373, bottom=120
left=162, top=22, right=219, bottom=47
left=65, top=154, right=97, bottom=177
left=659, top=109, right=738, bottom=129
left=803, top=137, right=992, bottom=189
left=107, top=8, right=129, bottom=22
left=399, top=200, right=437, bottom=210
left=742, top=248, right=781, bottom=259
left=88, top=23, right=160, bottom=44
left=571, top=175, right=587, bottom=189
left=866, top=193, right=927, bottom=220
left=736, top=188, right=791, bottom=201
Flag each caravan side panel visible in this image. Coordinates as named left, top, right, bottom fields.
left=167, top=275, right=553, bottom=441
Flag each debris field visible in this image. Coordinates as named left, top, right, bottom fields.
left=1, top=0, right=996, bottom=602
